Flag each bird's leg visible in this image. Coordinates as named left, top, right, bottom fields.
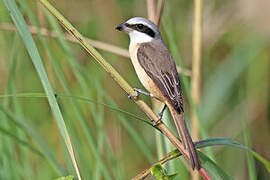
left=153, top=104, right=167, bottom=127
left=158, top=104, right=167, bottom=120
left=128, top=88, right=154, bottom=99
left=133, top=88, right=154, bottom=97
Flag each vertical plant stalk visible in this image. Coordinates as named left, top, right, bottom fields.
left=148, top=0, right=175, bottom=171
left=152, top=100, right=165, bottom=159
left=191, top=0, right=203, bottom=179
left=39, top=0, right=212, bottom=179
left=147, top=0, right=168, bottom=162
left=155, top=0, right=165, bottom=26
left=147, top=0, right=157, bottom=22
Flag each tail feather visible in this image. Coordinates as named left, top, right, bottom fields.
left=168, top=105, right=201, bottom=170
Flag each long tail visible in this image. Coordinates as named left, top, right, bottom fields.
left=168, top=105, right=201, bottom=170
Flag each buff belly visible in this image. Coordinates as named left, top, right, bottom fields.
left=129, top=44, right=165, bottom=101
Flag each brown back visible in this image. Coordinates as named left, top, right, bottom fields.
left=137, top=40, right=184, bottom=113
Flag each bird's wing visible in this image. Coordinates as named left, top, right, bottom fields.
left=137, top=40, right=183, bottom=113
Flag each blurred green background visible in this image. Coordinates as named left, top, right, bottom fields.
left=0, top=0, right=269, bottom=179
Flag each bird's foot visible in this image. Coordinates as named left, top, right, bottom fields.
left=153, top=118, right=162, bottom=127
left=158, top=104, right=167, bottom=120
left=128, top=88, right=154, bottom=99
left=128, top=89, right=139, bottom=99
left=153, top=105, right=167, bottom=127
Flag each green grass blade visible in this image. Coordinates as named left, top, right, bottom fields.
left=1, top=31, right=21, bottom=180
left=18, top=1, right=96, bottom=178
left=0, top=112, right=19, bottom=180
left=144, top=137, right=269, bottom=179
left=2, top=0, right=81, bottom=179
left=3, top=32, right=34, bottom=179
left=195, top=137, right=270, bottom=173
left=0, top=104, right=66, bottom=175
left=243, top=126, right=257, bottom=180
left=43, top=7, right=114, bottom=180
left=0, top=92, right=153, bottom=126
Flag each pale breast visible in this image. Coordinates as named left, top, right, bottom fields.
left=129, top=44, right=164, bottom=100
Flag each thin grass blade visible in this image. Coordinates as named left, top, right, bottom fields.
left=2, top=0, right=81, bottom=179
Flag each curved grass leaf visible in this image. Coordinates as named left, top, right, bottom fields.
left=0, top=93, right=153, bottom=127
left=195, top=137, right=270, bottom=173
left=2, top=0, right=81, bottom=179
left=60, top=94, right=154, bottom=127
left=137, top=137, right=269, bottom=179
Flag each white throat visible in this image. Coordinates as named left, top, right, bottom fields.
left=128, top=31, right=153, bottom=49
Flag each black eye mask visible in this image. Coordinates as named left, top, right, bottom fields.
left=126, top=23, right=155, bottom=38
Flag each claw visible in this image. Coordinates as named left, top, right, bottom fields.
left=158, top=113, right=163, bottom=120
left=128, top=90, right=139, bottom=99
left=128, top=87, right=158, bottom=101
left=153, top=118, right=162, bottom=127
left=128, top=87, right=152, bottom=100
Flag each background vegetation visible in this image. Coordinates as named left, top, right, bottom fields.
left=0, top=0, right=269, bottom=179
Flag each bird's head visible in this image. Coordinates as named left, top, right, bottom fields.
left=116, top=17, right=161, bottom=45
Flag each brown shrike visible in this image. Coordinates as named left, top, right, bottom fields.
left=116, top=17, right=200, bottom=170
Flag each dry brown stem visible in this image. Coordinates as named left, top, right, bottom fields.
left=155, top=0, right=165, bottom=26
left=0, top=23, right=130, bottom=58
left=191, top=0, right=203, bottom=179
left=147, top=0, right=157, bottom=22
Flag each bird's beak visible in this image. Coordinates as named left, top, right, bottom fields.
left=115, top=23, right=126, bottom=31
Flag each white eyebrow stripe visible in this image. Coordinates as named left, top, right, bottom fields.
left=125, top=17, right=160, bottom=35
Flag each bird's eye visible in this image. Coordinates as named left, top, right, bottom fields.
left=137, top=24, right=144, bottom=29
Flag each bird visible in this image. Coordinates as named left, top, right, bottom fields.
left=115, top=17, right=200, bottom=170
